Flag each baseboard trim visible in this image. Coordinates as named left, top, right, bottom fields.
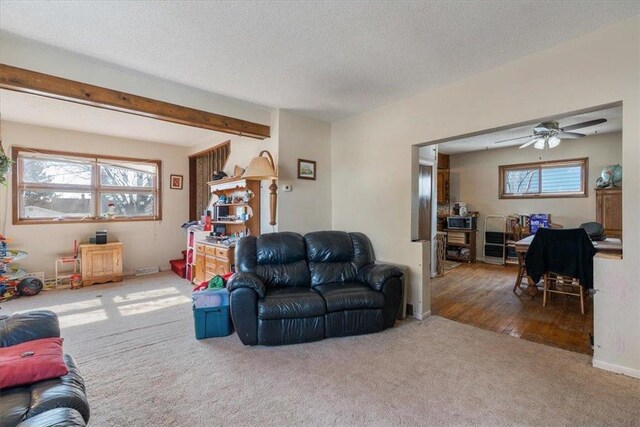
left=592, top=359, right=640, bottom=379
left=415, top=310, right=431, bottom=320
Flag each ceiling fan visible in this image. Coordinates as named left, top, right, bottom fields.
left=493, top=118, right=607, bottom=150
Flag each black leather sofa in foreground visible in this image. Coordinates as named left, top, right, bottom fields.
left=227, top=231, right=403, bottom=345
left=0, top=311, right=90, bottom=427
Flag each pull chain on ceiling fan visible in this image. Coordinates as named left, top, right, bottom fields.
left=492, top=118, right=607, bottom=150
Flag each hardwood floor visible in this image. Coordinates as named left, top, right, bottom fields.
left=431, top=263, right=593, bottom=354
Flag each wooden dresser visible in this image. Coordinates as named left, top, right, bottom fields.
left=194, top=242, right=234, bottom=283
left=595, top=188, right=622, bottom=238
left=79, top=242, right=123, bottom=286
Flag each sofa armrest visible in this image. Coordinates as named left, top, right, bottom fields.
left=0, top=311, right=60, bottom=348
left=227, top=272, right=266, bottom=299
left=357, top=264, right=403, bottom=291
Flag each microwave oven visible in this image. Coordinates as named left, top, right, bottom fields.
left=447, top=216, right=477, bottom=230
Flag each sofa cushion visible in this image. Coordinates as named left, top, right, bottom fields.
left=313, top=283, right=385, bottom=312
left=305, top=231, right=377, bottom=287
left=28, top=354, right=90, bottom=423
left=0, top=311, right=60, bottom=348
left=0, top=386, right=31, bottom=427
left=0, top=338, right=68, bottom=390
left=306, top=231, right=356, bottom=286
left=236, top=233, right=311, bottom=288
left=305, top=231, right=354, bottom=262
left=17, top=407, right=86, bottom=427
left=257, top=232, right=307, bottom=265
left=258, top=288, right=326, bottom=320
left=349, top=232, right=375, bottom=268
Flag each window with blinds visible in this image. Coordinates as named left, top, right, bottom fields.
left=499, top=158, right=588, bottom=199
left=13, top=147, right=161, bottom=223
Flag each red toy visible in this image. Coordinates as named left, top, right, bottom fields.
left=193, top=281, right=209, bottom=292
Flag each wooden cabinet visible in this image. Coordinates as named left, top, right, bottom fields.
left=437, top=170, right=449, bottom=204
left=437, top=152, right=450, bottom=170
left=437, top=153, right=450, bottom=205
left=79, top=242, right=123, bottom=286
left=193, top=243, right=235, bottom=284
left=186, top=177, right=260, bottom=283
left=596, top=188, right=622, bottom=238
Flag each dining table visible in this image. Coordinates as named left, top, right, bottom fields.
left=513, top=235, right=623, bottom=297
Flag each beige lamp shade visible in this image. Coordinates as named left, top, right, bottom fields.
left=242, top=150, right=277, bottom=180
left=242, top=150, right=278, bottom=226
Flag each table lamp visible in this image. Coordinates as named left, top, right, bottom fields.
left=242, top=150, right=277, bottom=226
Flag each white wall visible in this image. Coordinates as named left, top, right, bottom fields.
left=0, top=121, right=189, bottom=277
left=449, top=132, right=622, bottom=258
left=277, top=110, right=332, bottom=234
left=331, top=17, right=639, bottom=375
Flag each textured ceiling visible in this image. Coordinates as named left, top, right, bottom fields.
left=0, top=90, right=233, bottom=146
left=435, top=106, right=622, bottom=155
left=1, top=1, right=638, bottom=122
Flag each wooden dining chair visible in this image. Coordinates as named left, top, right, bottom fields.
left=543, top=272, right=586, bottom=314
left=511, top=224, right=528, bottom=293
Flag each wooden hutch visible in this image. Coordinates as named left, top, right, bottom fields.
left=186, top=177, right=260, bottom=283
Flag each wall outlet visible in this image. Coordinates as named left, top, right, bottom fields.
left=282, top=184, right=292, bottom=192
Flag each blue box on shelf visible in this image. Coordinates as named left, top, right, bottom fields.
left=530, top=213, right=550, bottom=234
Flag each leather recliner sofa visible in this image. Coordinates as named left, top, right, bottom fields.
left=0, top=311, right=90, bottom=427
left=227, top=231, right=403, bottom=346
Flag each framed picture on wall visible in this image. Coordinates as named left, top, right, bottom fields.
left=297, top=159, right=316, bottom=180
left=170, top=174, right=183, bottom=189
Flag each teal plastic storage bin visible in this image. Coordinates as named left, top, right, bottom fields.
left=193, top=305, right=233, bottom=339
left=192, top=288, right=230, bottom=308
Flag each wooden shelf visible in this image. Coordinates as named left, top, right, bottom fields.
left=445, top=228, right=477, bottom=263
left=212, top=203, right=248, bottom=207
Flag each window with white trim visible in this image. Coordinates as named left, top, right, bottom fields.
left=14, top=148, right=161, bottom=223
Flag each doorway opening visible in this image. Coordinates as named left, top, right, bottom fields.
left=415, top=103, right=623, bottom=355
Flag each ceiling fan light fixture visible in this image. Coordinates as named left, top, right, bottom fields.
left=533, top=138, right=546, bottom=150
left=548, top=136, right=561, bottom=148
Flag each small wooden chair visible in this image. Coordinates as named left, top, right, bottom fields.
left=543, top=272, right=586, bottom=314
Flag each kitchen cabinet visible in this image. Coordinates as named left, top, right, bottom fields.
left=437, top=170, right=449, bottom=204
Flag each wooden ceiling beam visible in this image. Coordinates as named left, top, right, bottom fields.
left=0, top=64, right=270, bottom=140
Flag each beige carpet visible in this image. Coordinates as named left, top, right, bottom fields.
left=2, top=272, right=639, bottom=426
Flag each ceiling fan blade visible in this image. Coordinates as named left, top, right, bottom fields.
left=493, top=134, right=533, bottom=144
left=519, top=138, right=538, bottom=149
left=561, top=118, right=607, bottom=132
left=557, top=132, right=584, bottom=139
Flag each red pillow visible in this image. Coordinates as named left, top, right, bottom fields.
left=0, top=337, right=69, bottom=389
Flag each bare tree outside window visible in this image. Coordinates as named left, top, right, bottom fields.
left=14, top=148, right=161, bottom=224
left=499, top=158, right=588, bottom=199
left=504, top=169, right=539, bottom=194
